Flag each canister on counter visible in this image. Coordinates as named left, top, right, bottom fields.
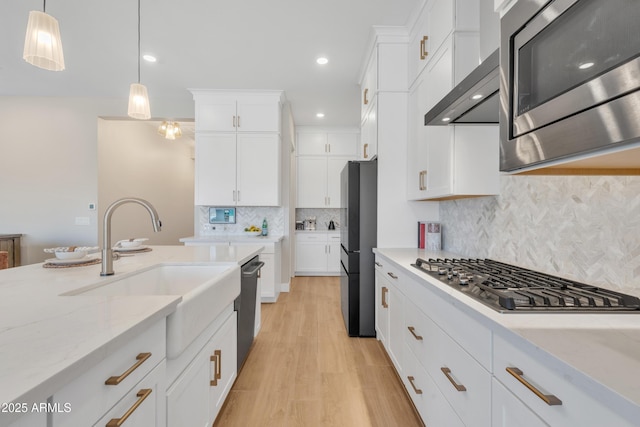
left=426, top=222, right=441, bottom=251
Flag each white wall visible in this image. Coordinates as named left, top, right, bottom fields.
left=97, top=119, right=195, bottom=246
left=0, top=95, right=193, bottom=265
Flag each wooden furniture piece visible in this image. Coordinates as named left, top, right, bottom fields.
left=0, top=234, right=21, bottom=268
left=0, top=251, right=8, bottom=270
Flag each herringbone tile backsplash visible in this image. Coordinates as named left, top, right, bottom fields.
left=440, top=175, right=640, bottom=296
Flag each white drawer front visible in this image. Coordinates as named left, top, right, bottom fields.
left=430, top=320, right=491, bottom=427
left=494, top=331, right=636, bottom=427
left=52, top=320, right=166, bottom=426
left=403, top=343, right=465, bottom=427
left=295, top=232, right=327, bottom=243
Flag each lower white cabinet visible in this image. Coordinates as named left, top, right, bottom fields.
left=295, top=232, right=340, bottom=275
left=5, top=412, right=46, bottom=427
left=492, top=378, right=549, bottom=427
left=94, top=361, right=166, bottom=427
left=374, top=260, right=403, bottom=374
left=167, top=312, right=237, bottom=427
left=493, top=331, right=637, bottom=427
left=51, top=320, right=167, bottom=427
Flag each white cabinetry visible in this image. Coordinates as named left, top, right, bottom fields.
left=360, top=42, right=406, bottom=161
left=492, top=378, right=549, bottom=427
left=493, top=331, right=637, bottom=427
left=166, top=312, right=237, bottom=427
left=195, top=92, right=280, bottom=132
left=192, top=90, right=283, bottom=207
left=295, top=232, right=340, bottom=276
left=296, top=130, right=358, bottom=208
left=375, top=254, right=492, bottom=426
left=406, top=0, right=500, bottom=201
left=196, top=133, right=280, bottom=206
left=51, top=320, right=167, bottom=427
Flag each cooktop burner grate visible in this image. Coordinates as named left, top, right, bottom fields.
left=411, top=258, right=640, bottom=313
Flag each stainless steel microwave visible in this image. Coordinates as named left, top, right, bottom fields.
left=499, top=0, right=640, bottom=172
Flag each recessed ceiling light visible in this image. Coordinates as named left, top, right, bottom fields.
left=316, top=113, right=325, bottom=118
left=316, top=57, right=328, bottom=65
left=471, top=94, right=483, bottom=100
left=442, top=117, right=451, bottom=122
left=578, top=62, right=594, bottom=70
left=143, top=54, right=157, bottom=63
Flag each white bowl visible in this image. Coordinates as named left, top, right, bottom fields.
left=55, top=250, right=88, bottom=260
left=245, top=231, right=262, bottom=236
left=120, top=240, right=143, bottom=248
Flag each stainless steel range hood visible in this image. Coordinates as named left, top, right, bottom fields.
left=424, top=49, right=499, bottom=126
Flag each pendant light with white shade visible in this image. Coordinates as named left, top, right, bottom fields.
left=23, top=0, right=65, bottom=71
left=128, top=0, right=151, bottom=120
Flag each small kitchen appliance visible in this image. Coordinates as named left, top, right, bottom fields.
left=411, top=258, right=640, bottom=313
left=304, top=217, right=317, bottom=231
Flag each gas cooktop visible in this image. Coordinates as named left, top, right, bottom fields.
left=411, top=258, right=640, bottom=313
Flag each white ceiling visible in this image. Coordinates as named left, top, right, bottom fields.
left=0, top=0, right=418, bottom=127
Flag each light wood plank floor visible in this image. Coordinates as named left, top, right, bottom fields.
left=214, top=276, right=423, bottom=427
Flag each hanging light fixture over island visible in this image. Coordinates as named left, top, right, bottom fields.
left=127, top=0, right=151, bottom=120
left=23, top=0, right=65, bottom=71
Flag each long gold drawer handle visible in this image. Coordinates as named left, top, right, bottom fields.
left=375, top=261, right=382, bottom=267
left=506, top=367, right=562, bottom=406
left=106, top=388, right=152, bottom=427
left=105, top=353, right=152, bottom=386
left=210, top=349, right=222, bottom=386
left=407, top=376, right=423, bottom=394
left=387, top=272, right=398, bottom=279
left=408, top=326, right=423, bottom=341
left=382, top=286, right=389, bottom=308
left=441, top=367, right=466, bottom=392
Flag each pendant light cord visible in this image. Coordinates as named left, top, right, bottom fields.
left=43, top=0, right=46, bottom=12
left=137, top=0, right=141, bottom=84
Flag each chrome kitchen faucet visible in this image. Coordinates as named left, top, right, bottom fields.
left=100, top=197, right=162, bottom=276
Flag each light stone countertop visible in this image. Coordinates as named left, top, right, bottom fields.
left=0, top=244, right=263, bottom=415
left=180, top=234, right=284, bottom=244
left=374, top=247, right=640, bottom=421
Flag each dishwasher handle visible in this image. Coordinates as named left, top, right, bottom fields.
left=242, top=261, right=265, bottom=277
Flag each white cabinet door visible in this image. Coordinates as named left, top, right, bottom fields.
left=361, top=97, right=378, bottom=160
left=387, top=275, right=404, bottom=374
left=195, top=97, right=236, bottom=132
left=374, top=268, right=390, bottom=347
left=492, top=378, right=549, bottom=427
left=407, top=72, right=429, bottom=200
left=297, top=157, right=327, bottom=208
left=326, top=157, right=349, bottom=208
left=208, top=312, right=237, bottom=421
left=327, top=133, right=358, bottom=156
left=296, top=241, right=328, bottom=273
left=236, top=98, right=280, bottom=132
left=166, top=348, right=210, bottom=427
left=6, top=412, right=46, bottom=427
left=297, top=133, right=328, bottom=155
left=326, top=235, right=341, bottom=273
left=259, top=253, right=275, bottom=300
left=236, top=134, right=280, bottom=206
left=195, top=133, right=237, bottom=206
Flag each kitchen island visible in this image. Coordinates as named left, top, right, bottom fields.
left=374, top=248, right=640, bottom=427
left=0, top=244, right=263, bottom=426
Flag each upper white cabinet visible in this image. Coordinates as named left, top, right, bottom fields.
left=194, top=91, right=281, bottom=132
left=406, top=0, right=500, bottom=201
left=195, top=133, right=280, bottom=206
left=192, top=90, right=283, bottom=207
left=296, top=129, right=358, bottom=208
left=360, top=96, right=378, bottom=160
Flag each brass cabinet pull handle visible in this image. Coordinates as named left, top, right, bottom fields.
left=210, top=349, right=222, bottom=386
left=407, top=376, right=423, bottom=394
left=237, top=116, right=240, bottom=128
left=364, top=143, right=369, bottom=159
left=382, top=286, right=388, bottom=308
left=375, top=261, right=382, bottom=267
left=408, top=326, right=423, bottom=341
left=106, top=388, right=152, bottom=427
left=105, top=353, right=151, bottom=386
left=364, top=88, right=369, bottom=105
left=419, top=170, right=428, bottom=191
left=420, top=35, right=429, bottom=60
left=506, top=367, right=562, bottom=406
left=387, top=272, right=398, bottom=279
left=441, top=367, right=467, bottom=392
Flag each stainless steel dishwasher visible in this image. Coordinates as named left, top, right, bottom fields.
left=235, top=256, right=264, bottom=371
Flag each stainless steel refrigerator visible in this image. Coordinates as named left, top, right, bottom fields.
left=340, top=159, right=377, bottom=337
